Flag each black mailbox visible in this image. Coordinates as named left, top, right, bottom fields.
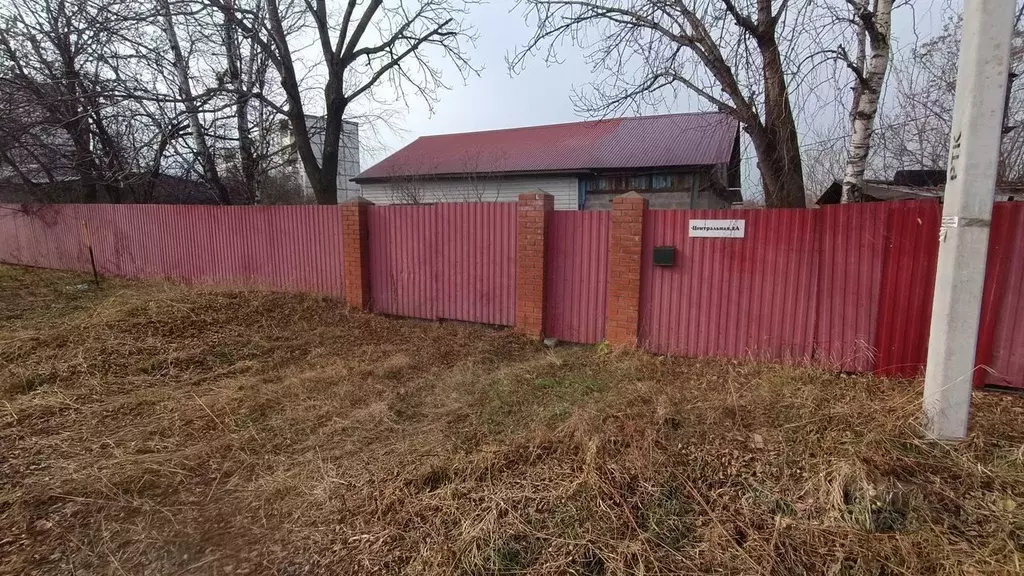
left=653, top=246, right=676, bottom=267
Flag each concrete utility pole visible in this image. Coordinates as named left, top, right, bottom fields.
left=923, top=0, right=1017, bottom=440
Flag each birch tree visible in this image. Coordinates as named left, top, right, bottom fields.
left=141, top=0, right=289, bottom=204
left=157, top=0, right=232, bottom=204
left=872, top=9, right=1024, bottom=184
left=838, top=0, right=893, bottom=203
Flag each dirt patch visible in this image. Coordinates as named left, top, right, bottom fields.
left=1, top=265, right=1023, bottom=575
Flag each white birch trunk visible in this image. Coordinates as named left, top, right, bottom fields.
left=842, top=0, right=894, bottom=203
left=158, top=0, right=228, bottom=203
left=221, top=0, right=257, bottom=203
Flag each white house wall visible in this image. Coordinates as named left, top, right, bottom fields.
left=358, top=175, right=579, bottom=210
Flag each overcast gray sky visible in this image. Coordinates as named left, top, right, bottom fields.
left=362, top=0, right=954, bottom=188
left=363, top=1, right=694, bottom=165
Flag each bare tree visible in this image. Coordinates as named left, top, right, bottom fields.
left=387, top=174, right=429, bottom=204
left=872, top=9, right=1024, bottom=185
left=459, top=149, right=508, bottom=202
left=0, top=80, right=70, bottom=188
left=0, top=0, right=312, bottom=205
left=137, top=0, right=290, bottom=204
left=834, top=0, right=893, bottom=203
left=219, top=0, right=259, bottom=202
left=0, top=0, right=165, bottom=202
left=512, top=0, right=824, bottom=208
left=463, top=173, right=501, bottom=202
left=800, top=125, right=848, bottom=201
left=209, top=0, right=477, bottom=205
left=157, top=0, right=232, bottom=203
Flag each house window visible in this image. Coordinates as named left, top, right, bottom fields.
left=583, top=172, right=692, bottom=193
left=629, top=175, right=651, bottom=190
left=584, top=176, right=620, bottom=192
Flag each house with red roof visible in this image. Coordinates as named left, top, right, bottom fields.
left=352, top=112, right=741, bottom=210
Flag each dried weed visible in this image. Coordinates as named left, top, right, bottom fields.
left=1, top=265, right=1023, bottom=575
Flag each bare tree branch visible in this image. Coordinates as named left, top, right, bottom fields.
left=511, top=0, right=809, bottom=207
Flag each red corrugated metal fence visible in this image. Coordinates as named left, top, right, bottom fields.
left=874, top=202, right=941, bottom=377
left=545, top=211, right=610, bottom=343
left=0, top=205, right=90, bottom=271
left=0, top=204, right=346, bottom=297
left=436, top=203, right=517, bottom=326
left=367, top=205, right=439, bottom=319
left=640, top=209, right=819, bottom=360
left=367, top=203, right=517, bottom=325
left=977, top=202, right=1024, bottom=388
left=5, top=200, right=1024, bottom=389
left=814, top=203, right=889, bottom=372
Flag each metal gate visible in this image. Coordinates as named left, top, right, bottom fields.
left=366, top=203, right=517, bottom=325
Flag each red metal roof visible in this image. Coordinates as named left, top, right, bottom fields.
left=355, top=112, right=738, bottom=181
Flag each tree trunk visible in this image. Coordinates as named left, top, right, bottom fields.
left=67, top=115, right=100, bottom=203
left=316, top=78, right=346, bottom=205
left=758, top=33, right=807, bottom=208
left=746, top=125, right=801, bottom=208
left=842, top=0, right=893, bottom=203
left=141, top=121, right=179, bottom=203
left=222, top=2, right=257, bottom=203
left=89, top=112, right=128, bottom=203
left=263, top=0, right=330, bottom=203
left=158, top=0, right=231, bottom=204
left=235, top=102, right=257, bottom=204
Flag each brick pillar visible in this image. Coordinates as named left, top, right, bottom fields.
left=341, top=197, right=373, bottom=310
left=515, top=192, right=554, bottom=338
left=607, top=192, right=647, bottom=347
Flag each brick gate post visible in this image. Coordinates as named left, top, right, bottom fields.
left=607, top=192, right=647, bottom=348
left=515, top=192, right=554, bottom=338
left=341, top=197, right=373, bottom=311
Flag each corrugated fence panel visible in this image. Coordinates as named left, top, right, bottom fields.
left=10, top=200, right=1024, bottom=387
left=0, top=204, right=346, bottom=298
left=874, top=201, right=941, bottom=377
left=89, top=204, right=135, bottom=278
left=367, top=205, right=438, bottom=319
left=815, top=203, right=889, bottom=372
left=640, top=208, right=818, bottom=360
left=436, top=203, right=517, bottom=326
left=545, top=211, right=610, bottom=344
left=298, top=205, right=345, bottom=297
left=0, top=204, right=88, bottom=270
left=977, top=202, right=1024, bottom=388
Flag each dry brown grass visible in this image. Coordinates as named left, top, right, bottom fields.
left=1, top=265, right=1023, bottom=575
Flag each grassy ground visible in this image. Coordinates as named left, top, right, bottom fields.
left=1, top=265, right=1023, bottom=575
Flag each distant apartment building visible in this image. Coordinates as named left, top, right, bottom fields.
left=276, top=116, right=361, bottom=202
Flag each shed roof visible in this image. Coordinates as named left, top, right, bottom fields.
left=816, top=179, right=1024, bottom=205
left=355, top=112, right=738, bottom=182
